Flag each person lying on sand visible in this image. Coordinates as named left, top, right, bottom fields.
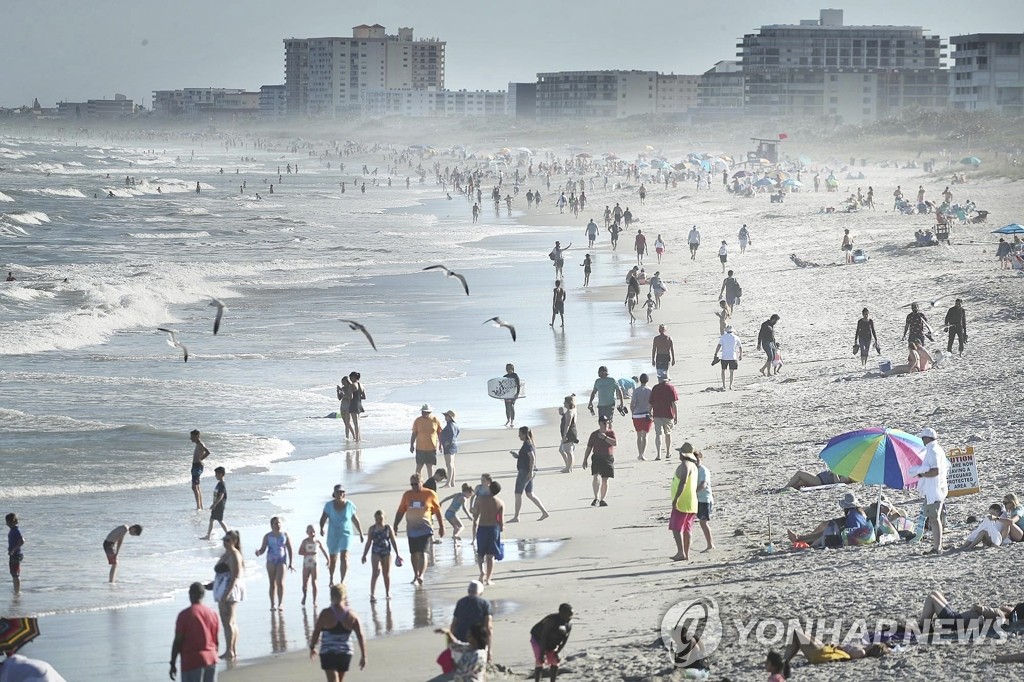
left=920, top=591, right=1014, bottom=633
left=786, top=493, right=870, bottom=546
left=882, top=342, right=924, bottom=376
left=776, top=626, right=889, bottom=666
left=781, top=470, right=852, bottom=491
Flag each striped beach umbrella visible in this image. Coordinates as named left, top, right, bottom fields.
left=0, top=617, right=40, bottom=652
left=819, top=427, right=924, bottom=490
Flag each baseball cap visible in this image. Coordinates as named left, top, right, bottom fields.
left=420, top=403, right=432, bottom=412
left=918, top=427, right=937, bottom=439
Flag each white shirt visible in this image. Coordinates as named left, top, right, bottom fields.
left=718, top=333, right=742, bottom=361
left=914, top=441, right=949, bottom=503
left=630, top=385, right=652, bottom=415
left=718, top=244, right=728, bottom=256
left=688, top=229, right=701, bottom=244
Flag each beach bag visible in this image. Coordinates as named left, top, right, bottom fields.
left=549, top=250, right=558, bottom=261
left=495, top=539, right=505, bottom=561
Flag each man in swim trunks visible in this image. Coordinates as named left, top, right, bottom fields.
left=584, top=219, right=599, bottom=248
left=687, top=226, right=701, bottom=260
left=393, top=474, right=444, bottom=586
left=583, top=417, right=616, bottom=507
left=550, top=280, right=566, bottom=328
left=190, top=429, right=210, bottom=510
left=634, top=230, right=647, bottom=266
left=104, top=523, right=143, bottom=583
left=651, top=325, right=675, bottom=378
left=6, top=513, right=23, bottom=594
left=473, top=480, right=504, bottom=585
left=530, top=603, right=574, bottom=682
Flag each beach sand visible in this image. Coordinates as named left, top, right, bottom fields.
left=223, top=153, right=1024, bottom=682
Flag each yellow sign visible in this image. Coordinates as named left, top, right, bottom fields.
left=946, top=445, right=980, bottom=497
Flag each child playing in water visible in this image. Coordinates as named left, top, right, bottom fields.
left=361, top=510, right=402, bottom=602
left=643, top=294, right=656, bottom=323
left=440, top=484, right=475, bottom=542
left=255, top=517, right=294, bottom=611
left=104, top=523, right=143, bottom=583
left=298, top=524, right=329, bottom=606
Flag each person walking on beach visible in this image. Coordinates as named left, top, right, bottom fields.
left=550, top=241, right=570, bottom=280
left=254, top=517, right=294, bottom=611
left=393, top=474, right=444, bottom=585
left=716, top=300, right=731, bottom=335
left=170, top=582, right=219, bottom=682
left=473, top=480, right=504, bottom=585
left=6, top=513, right=23, bottom=594
left=695, top=451, right=715, bottom=552
left=902, top=304, right=928, bottom=347
left=202, top=467, right=228, bottom=541
left=944, top=298, right=968, bottom=356
left=841, top=229, right=854, bottom=264
left=687, top=226, right=701, bottom=260
left=654, top=234, right=666, bottom=263
left=558, top=394, right=579, bottom=473
left=717, top=240, right=728, bottom=273
left=583, top=417, right=616, bottom=507
left=346, top=371, right=366, bottom=442
left=189, top=429, right=210, bottom=510
left=634, top=230, right=648, bottom=266
left=510, top=427, right=550, bottom=522
left=718, top=270, right=742, bottom=314
left=530, top=603, right=574, bottom=682
left=440, top=410, right=460, bottom=487
left=411, top=404, right=443, bottom=476
left=212, top=530, right=244, bottom=661
left=650, top=375, right=679, bottom=460
left=649, top=271, right=666, bottom=309
left=714, top=324, right=743, bottom=391
left=360, top=510, right=401, bottom=602
left=738, top=224, right=750, bottom=253
left=630, top=374, right=653, bottom=460
left=757, top=315, right=781, bottom=377
left=501, top=365, right=521, bottom=428
left=608, top=220, right=622, bottom=250
left=854, top=308, right=880, bottom=367
left=319, top=485, right=364, bottom=585
left=909, top=428, right=949, bottom=555
left=652, top=325, right=675, bottom=379
left=670, top=443, right=699, bottom=561
left=587, top=366, right=624, bottom=423
left=585, top=219, right=599, bottom=249
left=104, top=523, right=142, bottom=583
left=309, top=584, right=368, bottom=680
left=580, top=254, right=592, bottom=287
left=550, top=280, right=567, bottom=328
left=299, top=525, right=329, bottom=606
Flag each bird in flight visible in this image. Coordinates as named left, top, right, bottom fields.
left=341, top=319, right=378, bottom=351
left=157, top=327, right=189, bottom=362
left=209, top=298, right=227, bottom=335
left=901, top=291, right=970, bottom=309
left=483, top=317, right=516, bottom=342
left=422, top=265, right=469, bottom=295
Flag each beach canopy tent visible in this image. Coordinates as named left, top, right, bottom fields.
left=960, top=156, right=982, bottom=166
left=819, top=427, right=924, bottom=528
left=993, top=223, right=1024, bottom=235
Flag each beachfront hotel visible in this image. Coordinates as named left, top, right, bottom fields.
left=533, top=71, right=700, bottom=121
left=949, top=34, right=1024, bottom=115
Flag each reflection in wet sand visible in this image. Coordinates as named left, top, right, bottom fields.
left=270, top=611, right=287, bottom=653
left=370, top=600, right=394, bottom=636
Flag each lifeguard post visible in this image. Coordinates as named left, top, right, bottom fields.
left=747, top=138, right=779, bottom=165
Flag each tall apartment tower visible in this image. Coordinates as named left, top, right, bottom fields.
left=283, top=25, right=445, bottom=118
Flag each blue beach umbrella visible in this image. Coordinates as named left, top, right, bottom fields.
left=754, top=178, right=775, bottom=188
left=960, top=156, right=982, bottom=166
left=993, top=223, right=1024, bottom=235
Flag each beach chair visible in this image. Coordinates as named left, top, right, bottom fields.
left=934, top=211, right=949, bottom=229
left=935, top=224, right=950, bottom=244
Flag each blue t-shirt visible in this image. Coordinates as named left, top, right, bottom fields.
left=593, top=377, right=619, bottom=406
left=617, top=377, right=636, bottom=395
left=696, top=465, right=713, bottom=504
left=844, top=509, right=870, bottom=533
left=452, top=595, right=492, bottom=641
left=8, top=527, right=23, bottom=555
left=441, top=422, right=460, bottom=455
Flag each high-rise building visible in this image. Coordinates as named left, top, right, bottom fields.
left=260, top=85, right=288, bottom=119
left=361, top=89, right=505, bottom=118
left=734, top=9, right=948, bottom=123
left=655, top=74, right=700, bottom=114
left=535, top=71, right=659, bottom=121
left=950, top=34, right=1024, bottom=115
left=696, top=61, right=745, bottom=119
left=283, top=25, right=445, bottom=118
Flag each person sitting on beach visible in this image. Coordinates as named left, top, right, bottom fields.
left=882, top=341, right=923, bottom=376
left=920, top=591, right=1014, bottom=634
left=778, top=626, right=889, bottom=667
left=765, top=651, right=790, bottom=681
left=781, top=470, right=853, bottom=491
left=999, top=493, right=1024, bottom=543
left=786, top=492, right=870, bottom=546
left=961, top=503, right=1009, bottom=549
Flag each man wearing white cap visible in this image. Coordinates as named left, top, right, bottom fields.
left=910, top=428, right=948, bottom=555
left=410, top=404, right=443, bottom=478
left=714, top=325, right=743, bottom=391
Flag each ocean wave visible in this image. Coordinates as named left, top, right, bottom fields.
left=177, top=206, right=210, bottom=215
left=0, top=148, right=31, bottom=160
left=26, top=187, right=86, bottom=198
left=0, top=286, right=57, bottom=302
left=3, top=211, right=50, bottom=225
left=0, top=191, right=14, bottom=202
left=128, top=231, right=211, bottom=239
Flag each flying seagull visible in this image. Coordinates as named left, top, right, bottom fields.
left=209, top=298, right=227, bottom=335
left=422, top=265, right=469, bottom=295
left=340, top=319, right=378, bottom=351
left=901, top=291, right=970, bottom=309
left=483, top=317, right=517, bottom=342
left=157, top=327, right=189, bottom=362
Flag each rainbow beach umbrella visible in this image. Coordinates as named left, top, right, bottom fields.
left=0, top=617, right=41, bottom=653
left=819, top=427, right=924, bottom=490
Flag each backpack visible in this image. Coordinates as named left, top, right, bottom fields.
left=549, top=250, right=558, bottom=261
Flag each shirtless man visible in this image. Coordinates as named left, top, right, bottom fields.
left=473, top=480, right=504, bottom=585
left=651, top=325, right=675, bottom=379
left=104, top=524, right=143, bottom=583
left=550, top=280, right=567, bottom=328
left=190, top=429, right=211, bottom=510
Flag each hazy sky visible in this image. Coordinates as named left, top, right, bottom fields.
left=2, top=0, right=1021, bottom=107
